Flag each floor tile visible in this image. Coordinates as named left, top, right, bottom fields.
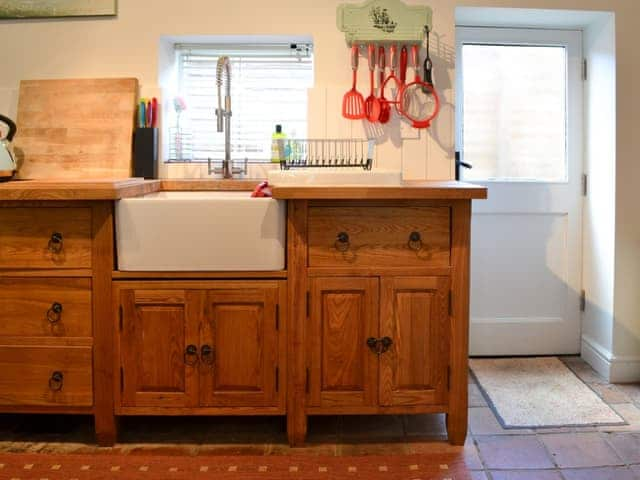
left=339, top=415, right=404, bottom=442
left=566, top=362, right=608, bottom=385
left=561, top=466, right=637, bottom=480
left=265, top=443, right=337, bottom=456
left=591, top=384, right=633, bottom=404
left=404, top=414, right=447, bottom=438
left=469, top=408, right=532, bottom=436
left=337, top=442, right=411, bottom=456
left=469, top=383, right=488, bottom=407
left=605, top=433, right=640, bottom=463
left=630, top=465, right=640, bottom=479
left=489, top=470, right=563, bottom=480
left=475, top=435, right=554, bottom=470
left=408, top=437, right=483, bottom=470
left=470, top=471, right=488, bottom=480
left=540, top=432, right=623, bottom=468
left=616, top=384, right=640, bottom=405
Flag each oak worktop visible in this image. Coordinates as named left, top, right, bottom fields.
left=0, top=178, right=487, bottom=201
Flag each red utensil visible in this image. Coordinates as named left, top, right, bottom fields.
left=378, top=46, right=391, bottom=124
left=364, top=44, right=381, bottom=122
left=342, top=44, right=366, bottom=120
left=380, top=45, right=402, bottom=124
left=151, top=97, right=158, bottom=128
left=399, top=45, right=408, bottom=85
left=398, top=44, right=440, bottom=129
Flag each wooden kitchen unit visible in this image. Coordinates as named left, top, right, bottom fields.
left=0, top=179, right=486, bottom=447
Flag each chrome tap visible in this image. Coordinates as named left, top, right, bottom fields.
left=215, top=56, right=233, bottom=178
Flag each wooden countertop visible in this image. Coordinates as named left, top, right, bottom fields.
left=0, top=178, right=487, bottom=201
left=271, top=181, right=488, bottom=200
left=0, top=178, right=161, bottom=200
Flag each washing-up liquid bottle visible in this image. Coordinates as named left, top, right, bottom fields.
left=271, top=124, right=287, bottom=163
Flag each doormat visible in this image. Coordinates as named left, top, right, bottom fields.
left=469, top=357, right=625, bottom=428
left=0, top=452, right=472, bottom=479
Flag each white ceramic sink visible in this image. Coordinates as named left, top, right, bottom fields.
left=267, top=168, right=402, bottom=186
left=116, top=191, right=286, bottom=271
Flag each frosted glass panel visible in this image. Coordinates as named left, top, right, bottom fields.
left=462, top=45, right=567, bottom=182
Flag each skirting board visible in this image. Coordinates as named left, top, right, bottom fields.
left=581, top=335, right=640, bottom=383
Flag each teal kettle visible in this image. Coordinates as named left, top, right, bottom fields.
left=0, top=114, right=17, bottom=181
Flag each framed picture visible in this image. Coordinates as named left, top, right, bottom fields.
left=0, top=0, right=117, bottom=19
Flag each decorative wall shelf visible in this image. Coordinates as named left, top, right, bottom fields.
left=337, top=0, right=432, bottom=45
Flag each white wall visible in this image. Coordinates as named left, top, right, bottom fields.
left=0, top=0, right=455, bottom=181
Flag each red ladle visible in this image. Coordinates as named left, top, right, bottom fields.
left=377, top=46, right=391, bottom=124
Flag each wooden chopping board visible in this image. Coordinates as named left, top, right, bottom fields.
left=14, top=78, right=138, bottom=179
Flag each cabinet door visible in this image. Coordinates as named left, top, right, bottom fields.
left=379, top=277, right=450, bottom=406
left=120, top=289, right=199, bottom=407
left=308, top=277, right=378, bottom=408
left=200, top=284, right=280, bottom=407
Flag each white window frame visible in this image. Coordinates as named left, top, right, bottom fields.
left=455, top=27, right=583, bottom=184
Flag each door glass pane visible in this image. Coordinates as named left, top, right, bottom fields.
left=462, top=44, right=567, bottom=182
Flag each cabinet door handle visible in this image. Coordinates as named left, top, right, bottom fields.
left=183, top=344, right=199, bottom=366
left=201, top=344, right=215, bottom=365
left=367, top=337, right=394, bottom=355
left=48, top=371, right=64, bottom=391
left=335, top=232, right=350, bottom=252
left=366, top=337, right=379, bottom=353
left=408, top=231, right=422, bottom=251
left=380, top=336, right=393, bottom=353
left=48, top=232, right=64, bottom=253
left=46, top=302, right=63, bottom=323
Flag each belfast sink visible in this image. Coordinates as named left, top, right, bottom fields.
left=116, top=191, right=286, bottom=271
left=267, top=168, right=402, bottom=186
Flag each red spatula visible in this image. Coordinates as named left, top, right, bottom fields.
left=364, top=44, right=381, bottom=122
left=342, top=44, right=365, bottom=120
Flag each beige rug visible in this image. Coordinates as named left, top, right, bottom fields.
left=469, top=357, right=625, bottom=428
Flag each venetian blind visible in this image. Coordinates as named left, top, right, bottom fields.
left=172, top=43, right=313, bottom=162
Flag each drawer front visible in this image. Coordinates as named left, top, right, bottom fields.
left=308, top=206, right=451, bottom=267
left=0, top=207, right=92, bottom=269
left=0, top=278, right=92, bottom=338
left=0, top=346, right=93, bottom=406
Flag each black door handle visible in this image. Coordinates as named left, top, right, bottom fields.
left=455, top=151, right=472, bottom=181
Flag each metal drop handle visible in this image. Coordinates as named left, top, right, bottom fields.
left=47, top=302, right=63, bottom=323
left=183, top=344, right=199, bottom=366
left=49, top=371, right=64, bottom=391
left=408, top=231, right=422, bottom=251
left=48, top=232, right=64, bottom=253
left=335, top=232, right=350, bottom=252
left=201, top=345, right=215, bottom=365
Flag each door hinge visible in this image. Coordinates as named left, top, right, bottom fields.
left=275, top=366, right=279, bottom=392
left=118, top=305, right=123, bottom=331
left=305, top=368, right=310, bottom=393
left=275, top=304, right=280, bottom=331
left=582, top=58, right=588, bottom=81
left=447, top=366, right=451, bottom=391
left=120, top=366, right=124, bottom=393
left=306, top=291, right=310, bottom=318
left=448, top=292, right=453, bottom=316
left=580, top=290, right=586, bottom=312
left=582, top=174, right=588, bottom=197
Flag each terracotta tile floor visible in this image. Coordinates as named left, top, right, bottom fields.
left=0, top=356, right=638, bottom=479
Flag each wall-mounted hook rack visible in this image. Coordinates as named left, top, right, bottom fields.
left=337, top=0, right=432, bottom=45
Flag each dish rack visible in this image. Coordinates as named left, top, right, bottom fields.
left=279, top=138, right=375, bottom=170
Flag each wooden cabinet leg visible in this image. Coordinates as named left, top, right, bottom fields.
left=95, top=414, right=118, bottom=447
left=287, top=407, right=307, bottom=446
left=446, top=409, right=468, bottom=446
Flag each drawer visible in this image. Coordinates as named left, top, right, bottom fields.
left=0, top=345, right=93, bottom=406
left=0, top=278, right=92, bottom=338
left=0, top=207, right=92, bottom=269
left=308, top=206, right=450, bottom=268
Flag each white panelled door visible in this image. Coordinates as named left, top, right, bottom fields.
left=456, top=27, right=583, bottom=355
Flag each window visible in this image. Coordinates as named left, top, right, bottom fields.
left=455, top=28, right=581, bottom=182
left=170, top=42, right=313, bottom=162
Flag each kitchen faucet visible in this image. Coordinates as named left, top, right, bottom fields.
left=213, top=56, right=244, bottom=179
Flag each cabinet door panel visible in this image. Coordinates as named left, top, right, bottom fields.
left=380, top=277, right=449, bottom=406
left=309, top=277, right=378, bottom=408
left=200, top=285, right=279, bottom=407
left=120, top=289, right=198, bottom=407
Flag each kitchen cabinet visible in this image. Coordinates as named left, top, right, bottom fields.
left=115, top=281, right=285, bottom=413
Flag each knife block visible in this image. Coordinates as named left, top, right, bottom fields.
left=133, top=127, right=158, bottom=179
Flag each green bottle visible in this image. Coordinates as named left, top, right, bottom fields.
left=271, top=124, right=287, bottom=163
